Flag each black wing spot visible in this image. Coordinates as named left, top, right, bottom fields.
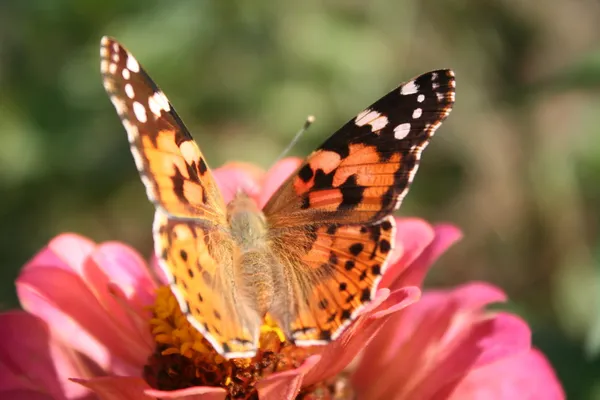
left=379, top=239, right=391, bottom=254
left=298, top=164, right=314, bottom=182
left=338, top=175, right=364, bottom=210
left=339, top=282, right=348, bottom=291
left=313, top=169, right=335, bottom=189
left=320, top=329, right=332, bottom=341
left=349, top=243, right=364, bottom=256
left=180, top=249, right=188, bottom=261
left=381, top=219, right=393, bottom=231
left=187, top=268, right=194, bottom=278
left=344, top=260, right=355, bottom=271
left=359, top=269, right=367, bottom=281
left=326, top=224, right=338, bottom=235
left=371, top=264, right=381, bottom=275
left=198, top=158, right=208, bottom=174
left=341, top=309, right=351, bottom=320
left=318, top=299, right=329, bottom=310
left=360, top=288, right=371, bottom=302
left=328, top=252, right=339, bottom=266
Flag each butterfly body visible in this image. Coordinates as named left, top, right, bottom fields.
left=101, top=36, right=455, bottom=359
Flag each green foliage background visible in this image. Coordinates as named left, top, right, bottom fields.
left=1, top=1, right=600, bottom=397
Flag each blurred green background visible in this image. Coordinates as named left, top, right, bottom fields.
left=1, top=1, right=600, bottom=397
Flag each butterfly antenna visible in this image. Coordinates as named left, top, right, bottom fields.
left=271, top=115, right=315, bottom=168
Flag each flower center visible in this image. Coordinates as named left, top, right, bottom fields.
left=144, top=286, right=313, bottom=397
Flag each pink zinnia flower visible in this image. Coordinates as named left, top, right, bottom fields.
left=0, top=159, right=564, bottom=399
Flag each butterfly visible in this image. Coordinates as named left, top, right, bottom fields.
left=100, top=36, right=455, bottom=359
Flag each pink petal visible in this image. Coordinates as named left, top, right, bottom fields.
left=72, top=376, right=153, bottom=400
left=258, top=157, right=302, bottom=207
left=23, top=234, right=96, bottom=276
left=213, top=165, right=262, bottom=204
left=388, top=223, right=462, bottom=290
left=379, top=218, right=435, bottom=289
left=88, top=243, right=156, bottom=350
left=302, top=287, right=420, bottom=387
left=91, top=242, right=157, bottom=308
left=16, top=265, right=147, bottom=375
left=369, top=286, right=422, bottom=319
left=146, top=385, right=227, bottom=400
left=353, top=283, right=511, bottom=399
left=0, top=391, right=56, bottom=400
left=0, top=311, right=95, bottom=400
left=443, top=349, right=565, bottom=399
left=257, top=355, right=321, bottom=400
left=399, top=312, right=531, bottom=400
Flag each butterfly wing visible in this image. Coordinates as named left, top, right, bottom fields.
left=101, top=37, right=261, bottom=358
left=100, top=36, right=223, bottom=220
left=264, top=70, right=455, bottom=226
left=265, top=70, right=455, bottom=344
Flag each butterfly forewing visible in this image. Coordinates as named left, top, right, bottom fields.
left=264, top=70, right=455, bottom=226
left=100, top=36, right=224, bottom=221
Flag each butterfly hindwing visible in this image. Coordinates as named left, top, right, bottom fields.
left=264, top=70, right=455, bottom=226
left=269, top=217, right=396, bottom=343
left=154, top=212, right=262, bottom=358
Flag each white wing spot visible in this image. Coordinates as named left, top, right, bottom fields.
left=100, top=60, right=109, bottom=73
left=127, top=55, right=140, bottom=73
left=370, top=115, right=388, bottom=132
left=400, top=81, right=418, bottom=95
left=432, top=72, right=438, bottom=80
left=436, top=92, right=445, bottom=102
left=122, top=68, right=130, bottom=80
left=154, top=91, right=171, bottom=112
left=111, top=53, right=119, bottom=63
left=394, top=123, right=411, bottom=140
left=112, top=43, right=119, bottom=52
left=417, top=94, right=425, bottom=103
left=109, top=63, right=117, bottom=74
left=125, top=83, right=135, bottom=99
left=180, top=141, right=199, bottom=165
left=148, top=95, right=162, bottom=117
left=355, top=109, right=388, bottom=132
left=133, top=101, right=147, bottom=123
left=412, top=108, right=422, bottom=119
left=432, top=82, right=439, bottom=90
left=355, top=109, right=373, bottom=125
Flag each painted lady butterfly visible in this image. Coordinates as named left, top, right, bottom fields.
left=100, top=37, right=455, bottom=359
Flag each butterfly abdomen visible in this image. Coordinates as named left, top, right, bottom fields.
left=227, top=191, right=279, bottom=315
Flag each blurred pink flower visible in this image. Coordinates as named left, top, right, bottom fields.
left=0, top=158, right=564, bottom=399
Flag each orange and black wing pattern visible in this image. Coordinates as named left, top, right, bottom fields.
left=265, top=70, right=455, bottom=344
left=264, top=70, right=455, bottom=227
left=101, top=37, right=261, bottom=358
left=100, top=36, right=225, bottom=222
